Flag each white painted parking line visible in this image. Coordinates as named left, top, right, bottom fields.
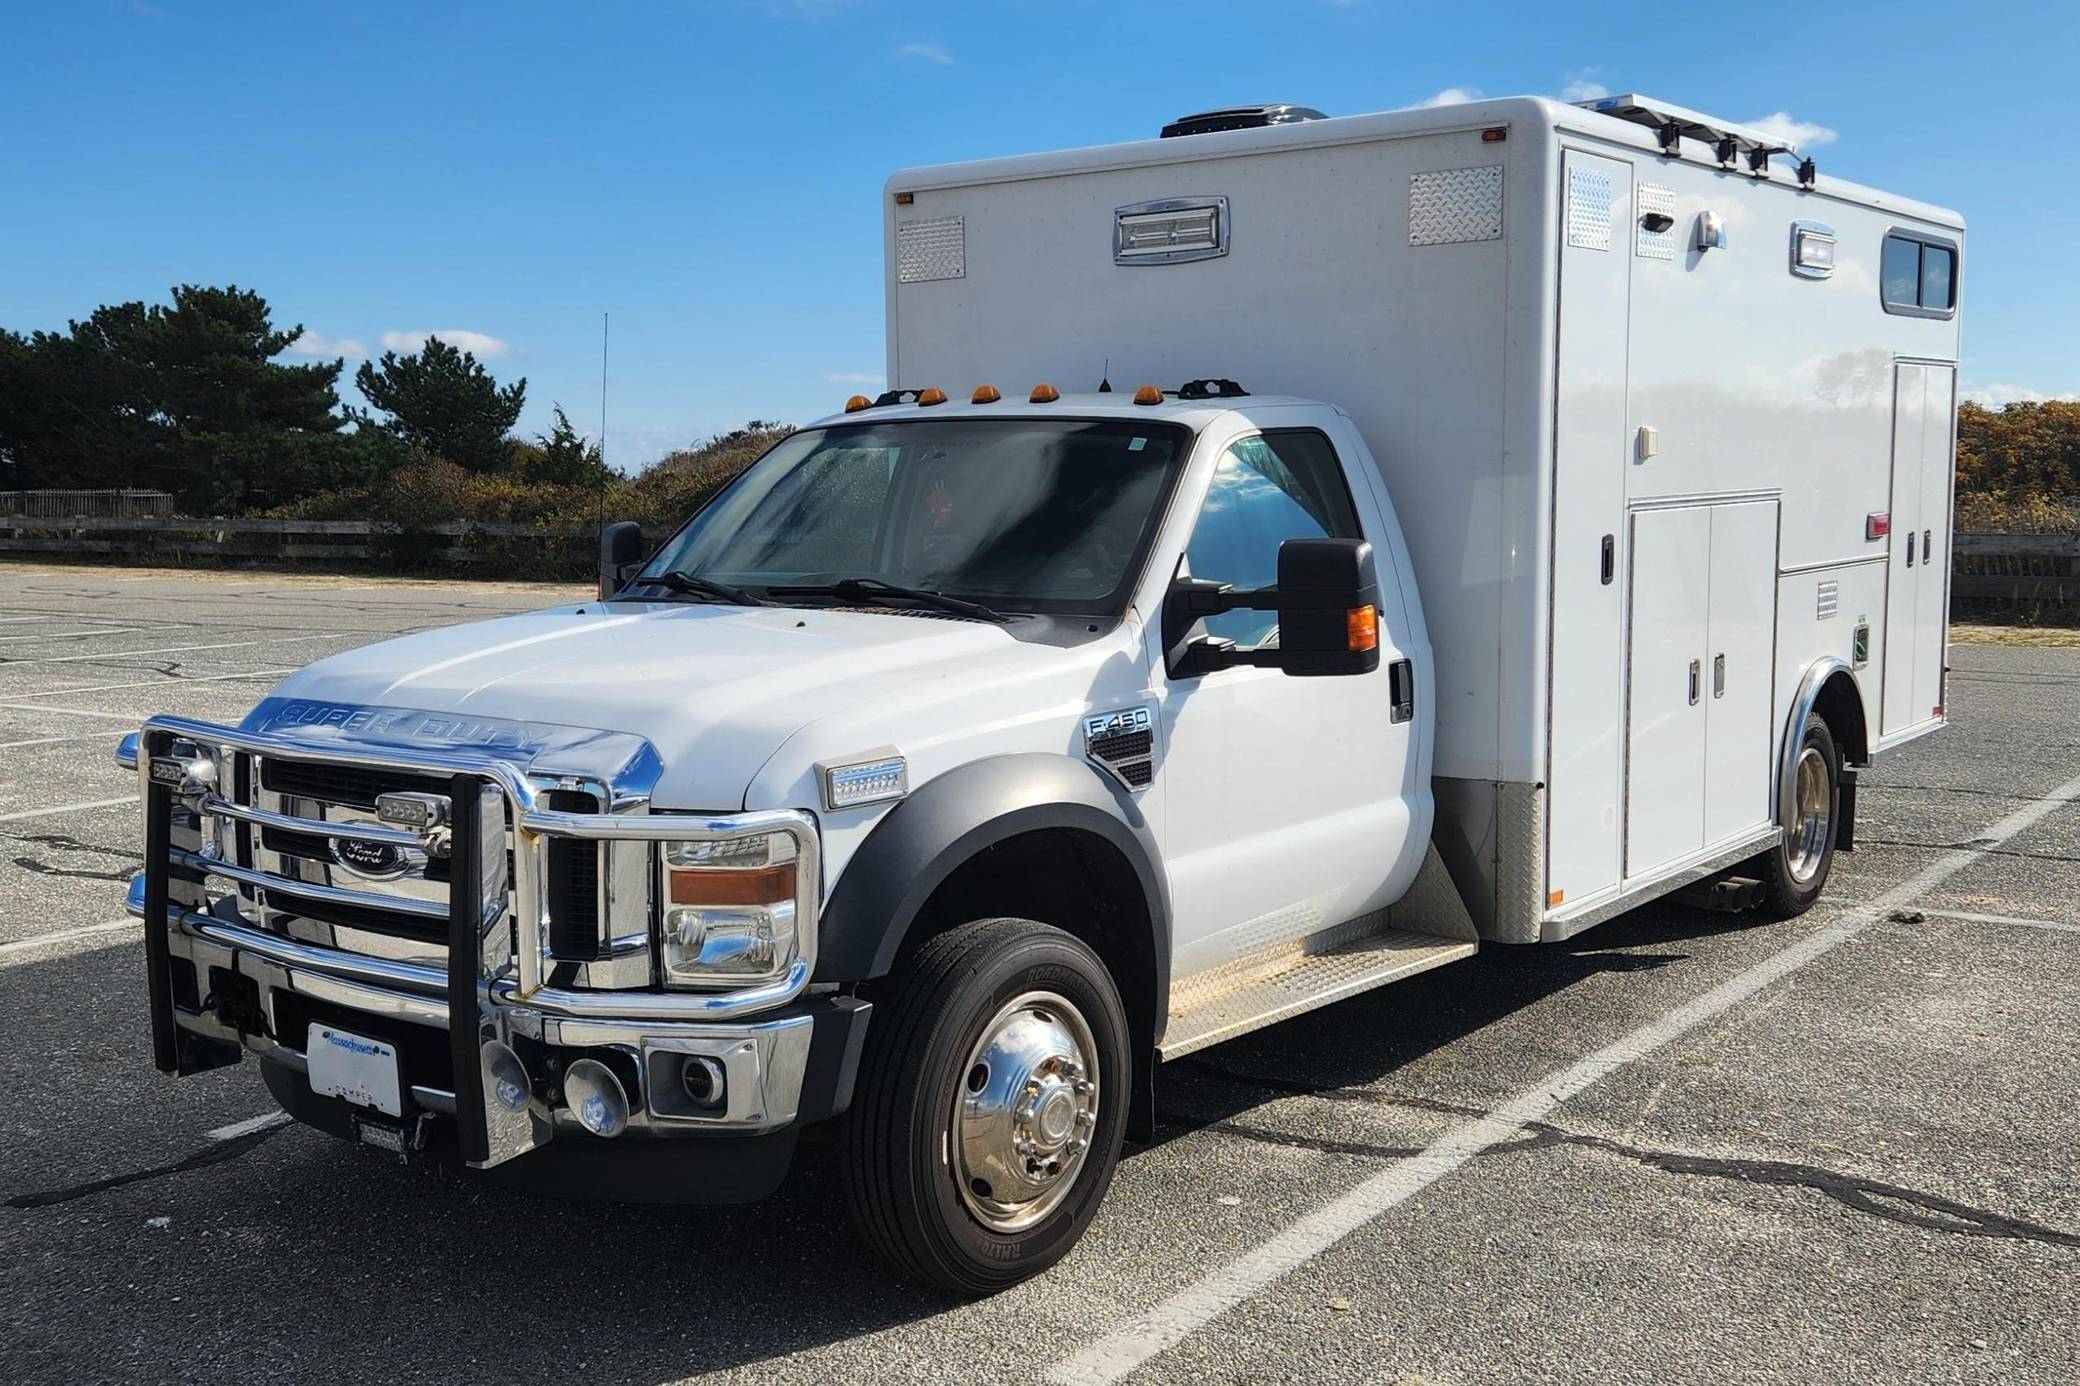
left=0, top=918, right=136, bottom=961
left=0, top=729, right=129, bottom=750
left=0, top=633, right=340, bottom=665
left=0, top=625, right=161, bottom=643
left=1917, top=907, right=2080, bottom=936
left=207, top=1112, right=293, bottom=1142
left=1049, top=773, right=2080, bottom=1385
left=0, top=701, right=146, bottom=721
left=1, top=668, right=295, bottom=699
left=0, top=795, right=139, bottom=824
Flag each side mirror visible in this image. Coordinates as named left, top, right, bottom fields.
left=1164, top=537, right=1382, bottom=679
left=1269, top=538, right=1382, bottom=677
left=599, top=521, right=644, bottom=599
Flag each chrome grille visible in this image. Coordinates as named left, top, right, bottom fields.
left=226, top=751, right=513, bottom=969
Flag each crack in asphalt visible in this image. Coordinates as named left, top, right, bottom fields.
left=1172, top=1060, right=2080, bottom=1252
left=4, top=1123, right=290, bottom=1210
left=1, top=831, right=141, bottom=861
left=1856, top=837, right=2080, bottom=865
left=2, top=831, right=142, bottom=880
left=11, top=856, right=136, bottom=881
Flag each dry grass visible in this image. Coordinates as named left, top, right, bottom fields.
left=1951, top=623, right=2080, bottom=647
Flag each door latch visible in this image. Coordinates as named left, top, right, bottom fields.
left=1906, top=531, right=1916, bottom=568
left=1713, top=653, right=1726, bottom=699
left=1688, top=659, right=1701, bottom=705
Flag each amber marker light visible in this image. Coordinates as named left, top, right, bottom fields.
left=1133, top=384, right=1164, bottom=406
left=917, top=387, right=948, bottom=406
left=1029, top=383, right=1060, bottom=403
left=1346, top=603, right=1379, bottom=652
left=843, top=394, right=871, bottom=413
left=971, top=384, right=1001, bottom=404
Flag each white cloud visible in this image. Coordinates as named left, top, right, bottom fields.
left=896, top=41, right=953, bottom=65
left=825, top=371, right=882, bottom=385
left=1744, top=111, right=1838, bottom=149
left=1562, top=78, right=1610, bottom=103
left=1417, top=86, right=1481, bottom=108
left=1963, top=383, right=2080, bottom=408
left=285, top=329, right=366, bottom=359
left=379, top=329, right=514, bottom=360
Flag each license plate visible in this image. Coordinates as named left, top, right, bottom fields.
left=307, top=1024, right=403, bottom=1117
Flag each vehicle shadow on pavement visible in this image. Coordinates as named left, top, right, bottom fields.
left=1143, top=902, right=1757, bottom=1146
left=0, top=903, right=1754, bottom=1382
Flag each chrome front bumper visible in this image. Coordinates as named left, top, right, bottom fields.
left=122, top=713, right=835, bottom=1169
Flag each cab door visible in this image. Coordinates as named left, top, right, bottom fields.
left=1152, top=421, right=1424, bottom=977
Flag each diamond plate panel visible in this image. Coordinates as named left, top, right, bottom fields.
left=1636, top=182, right=1677, bottom=260
left=1493, top=779, right=1545, bottom=943
left=1566, top=166, right=1613, bottom=251
left=1408, top=165, right=1503, bottom=246
left=896, top=216, right=964, bottom=283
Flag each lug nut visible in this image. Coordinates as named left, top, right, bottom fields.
left=1074, top=1079, right=1095, bottom=1095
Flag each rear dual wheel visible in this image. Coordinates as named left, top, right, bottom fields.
left=841, top=916, right=1129, bottom=1295
left=1753, top=713, right=1841, bottom=918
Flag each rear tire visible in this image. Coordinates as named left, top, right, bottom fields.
left=840, top=917, right=1130, bottom=1295
left=1754, top=714, right=1840, bottom=919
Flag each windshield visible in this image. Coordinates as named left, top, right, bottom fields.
left=635, top=418, right=1191, bottom=616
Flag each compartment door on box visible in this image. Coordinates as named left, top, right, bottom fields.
left=1701, top=500, right=1779, bottom=847
left=1912, top=366, right=1956, bottom=724
left=1545, top=150, right=1634, bottom=907
left=1883, top=362, right=1954, bottom=737
left=1624, top=505, right=1711, bottom=878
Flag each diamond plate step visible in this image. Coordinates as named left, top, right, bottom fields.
left=1158, top=925, right=1476, bottom=1060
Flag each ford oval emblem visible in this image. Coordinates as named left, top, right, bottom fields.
left=332, top=836, right=409, bottom=880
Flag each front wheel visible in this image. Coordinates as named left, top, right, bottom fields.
left=840, top=917, right=1129, bottom=1295
left=1753, top=714, right=1840, bottom=918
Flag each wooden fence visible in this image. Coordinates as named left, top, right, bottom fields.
left=1952, top=532, right=2080, bottom=606
left=0, top=516, right=2074, bottom=608
left=0, top=516, right=592, bottom=567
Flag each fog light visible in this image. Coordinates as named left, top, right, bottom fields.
left=563, top=1058, right=628, bottom=1138
left=679, top=1054, right=727, bottom=1110
left=483, top=1040, right=530, bottom=1113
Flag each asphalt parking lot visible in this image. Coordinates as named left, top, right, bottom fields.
left=1, top=563, right=2075, bottom=1385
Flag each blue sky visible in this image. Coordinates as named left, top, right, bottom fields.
left=3, top=0, right=2073, bottom=471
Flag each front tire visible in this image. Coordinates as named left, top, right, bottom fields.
left=1755, top=714, right=1840, bottom=918
left=840, top=917, right=1130, bottom=1295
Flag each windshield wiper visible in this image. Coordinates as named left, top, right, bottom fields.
left=767, top=576, right=1009, bottom=624
left=626, top=570, right=774, bottom=607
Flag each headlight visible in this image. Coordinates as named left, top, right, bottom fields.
left=660, top=832, right=800, bottom=986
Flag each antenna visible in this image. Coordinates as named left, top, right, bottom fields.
left=597, top=311, right=609, bottom=530
left=1098, top=357, right=1112, bottom=393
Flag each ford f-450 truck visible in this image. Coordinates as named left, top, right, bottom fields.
left=118, top=94, right=1963, bottom=1293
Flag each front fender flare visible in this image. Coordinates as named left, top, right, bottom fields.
left=812, top=753, right=1172, bottom=1010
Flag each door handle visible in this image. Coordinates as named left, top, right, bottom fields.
left=1713, top=653, right=1726, bottom=699
left=1388, top=658, right=1416, bottom=724
left=1906, top=531, right=1916, bottom=568
left=1600, top=534, right=1615, bottom=586
left=1688, top=659, right=1701, bottom=706
left=1924, top=529, right=1933, bottom=563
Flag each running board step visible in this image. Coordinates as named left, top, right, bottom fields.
left=1159, top=926, right=1476, bottom=1060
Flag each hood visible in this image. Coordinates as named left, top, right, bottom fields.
left=260, top=601, right=1066, bottom=808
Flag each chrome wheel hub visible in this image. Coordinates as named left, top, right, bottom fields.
left=1785, top=744, right=1833, bottom=884
left=953, top=990, right=1100, bottom=1233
